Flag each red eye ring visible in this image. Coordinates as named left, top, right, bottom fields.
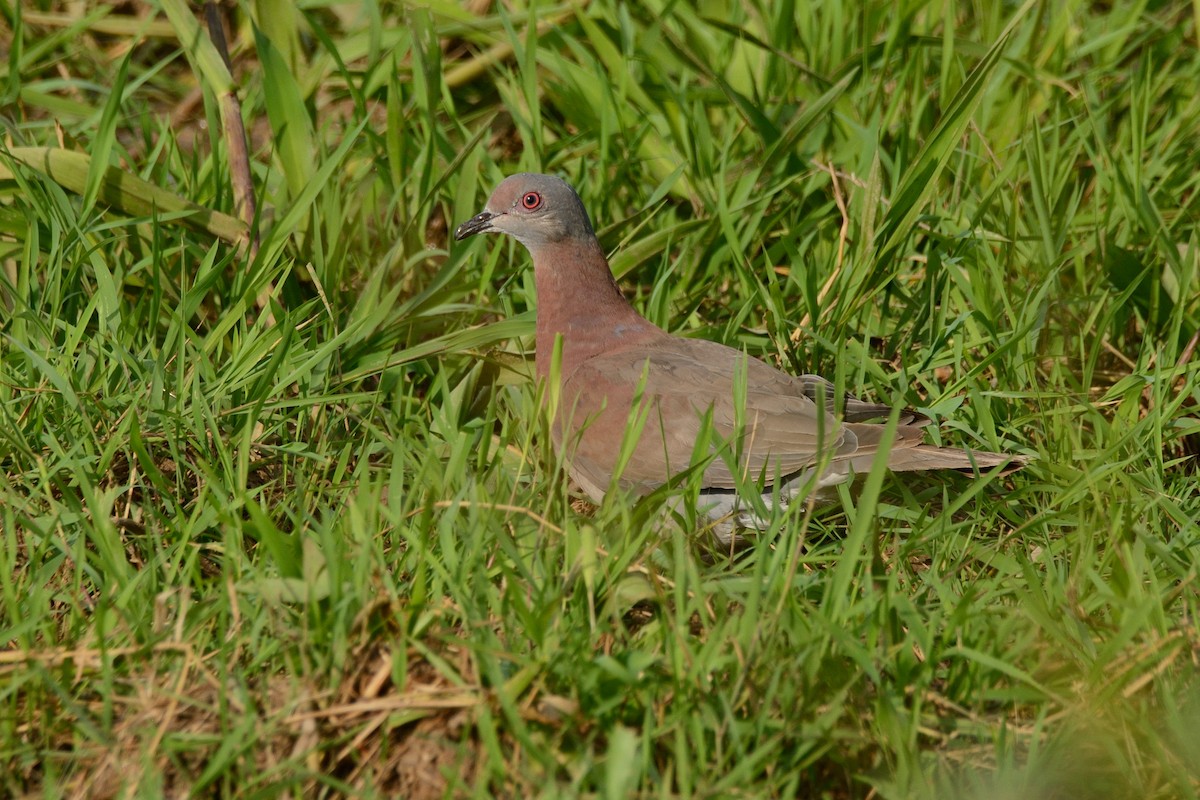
left=521, top=192, right=542, bottom=210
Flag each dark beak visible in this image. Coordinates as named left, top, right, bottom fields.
left=454, top=211, right=497, bottom=240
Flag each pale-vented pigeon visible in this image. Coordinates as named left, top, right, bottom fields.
left=455, top=173, right=1022, bottom=540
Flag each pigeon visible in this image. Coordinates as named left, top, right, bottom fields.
left=455, top=173, right=1022, bottom=541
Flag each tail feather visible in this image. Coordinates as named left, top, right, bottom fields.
left=868, top=444, right=1024, bottom=474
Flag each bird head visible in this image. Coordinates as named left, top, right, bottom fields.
left=454, top=173, right=595, bottom=247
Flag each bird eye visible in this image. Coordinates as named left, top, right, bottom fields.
left=521, top=192, right=542, bottom=210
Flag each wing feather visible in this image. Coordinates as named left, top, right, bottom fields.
left=555, top=337, right=927, bottom=496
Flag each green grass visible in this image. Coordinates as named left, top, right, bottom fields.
left=2, top=0, right=1198, bottom=797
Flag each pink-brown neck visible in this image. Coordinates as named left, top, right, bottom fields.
left=529, top=236, right=662, bottom=378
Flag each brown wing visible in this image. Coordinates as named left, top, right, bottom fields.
left=555, top=337, right=929, bottom=496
